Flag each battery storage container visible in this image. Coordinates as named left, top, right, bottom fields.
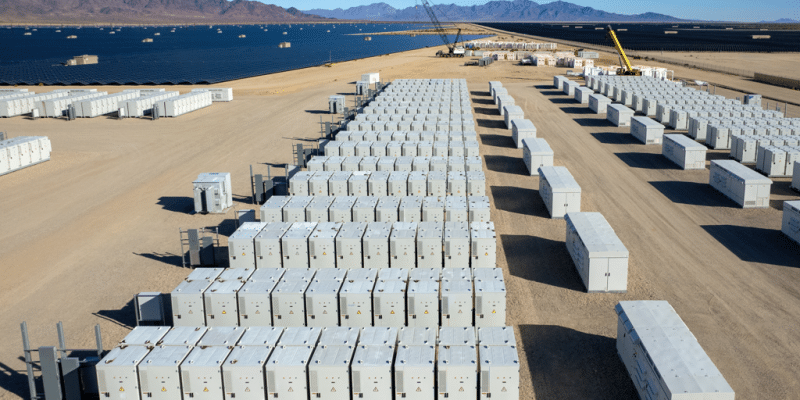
left=204, top=280, right=245, bottom=326
left=318, top=326, right=360, bottom=347
left=281, top=222, right=316, bottom=269
left=346, top=268, right=378, bottom=282
left=477, top=327, right=516, bottom=346
left=340, top=280, right=376, bottom=327
left=783, top=200, right=800, bottom=245
left=290, top=171, right=314, bottom=196
left=310, top=172, right=334, bottom=196
left=474, top=279, right=506, bottom=327
left=398, top=327, right=437, bottom=346
left=283, top=197, right=313, bottom=223
left=468, top=196, right=491, bottom=223
left=248, top=268, right=285, bottom=283
left=394, top=345, right=436, bottom=400
left=389, top=171, right=410, bottom=196
left=441, top=280, right=474, bottom=327
left=97, top=346, right=151, bottom=400
left=709, top=160, right=771, bottom=208
left=538, top=166, right=582, bottom=219
left=408, top=171, right=429, bottom=195
left=306, top=196, right=335, bottom=222
left=607, top=104, right=635, bottom=127
left=422, top=196, right=445, bottom=222
left=255, top=222, right=292, bottom=269
left=238, top=280, right=278, bottom=326
left=158, top=327, right=208, bottom=346
left=119, top=327, right=169, bottom=348
left=272, top=279, right=311, bottom=327
left=565, top=212, right=629, bottom=293
left=471, top=226, right=497, bottom=269
left=427, top=171, right=448, bottom=197
left=329, top=172, right=352, bottom=197
left=407, top=280, right=440, bottom=327
left=363, top=222, right=391, bottom=269
left=277, top=327, right=322, bottom=347
left=465, top=157, right=482, bottom=172
left=349, top=171, right=371, bottom=196
left=390, top=222, right=417, bottom=269
left=417, top=222, right=444, bottom=269
left=353, top=196, right=379, bottom=222
left=447, top=171, right=466, bottom=196
left=351, top=345, right=395, bottom=400
left=478, top=345, right=520, bottom=400
left=228, top=222, right=267, bottom=269
left=368, top=170, right=390, bottom=196
left=430, top=157, right=448, bottom=173
left=171, top=279, right=213, bottom=326
left=662, top=134, right=707, bottom=169
left=305, top=279, right=343, bottom=327
left=260, top=196, right=289, bottom=222
left=631, top=116, right=665, bottom=145
left=137, top=345, right=192, bottom=400
left=360, top=156, right=379, bottom=172
left=466, top=171, right=486, bottom=196
left=308, top=222, right=342, bottom=269
left=329, top=196, right=357, bottom=223
left=337, top=222, right=368, bottom=269
left=437, top=345, right=478, bottom=400
left=221, top=345, right=273, bottom=400
left=196, top=327, right=245, bottom=347
left=522, top=138, right=553, bottom=176
left=373, top=280, right=407, bottom=326
left=399, top=196, right=423, bottom=222
left=265, top=345, right=314, bottom=399
left=445, top=196, right=468, bottom=222
left=179, top=346, right=231, bottom=400
left=378, top=156, right=396, bottom=171
left=444, top=221, right=470, bottom=268
left=308, top=345, right=356, bottom=400
left=376, top=196, right=400, bottom=223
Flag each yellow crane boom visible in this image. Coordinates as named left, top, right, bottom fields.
left=605, top=25, right=641, bottom=76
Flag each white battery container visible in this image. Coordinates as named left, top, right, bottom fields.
left=204, top=280, right=244, bottom=326
left=196, top=327, right=245, bottom=347
left=119, top=327, right=169, bottom=347
left=158, top=326, right=208, bottom=346
left=281, top=222, right=316, bottom=269
left=447, top=171, right=466, bottom=196
left=465, top=157, right=482, bottom=172
left=389, top=171, right=410, bottom=196
left=430, top=157, right=448, bottom=173
left=709, top=160, right=772, bottom=208
left=309, top=345, right=356, bottom=400
left=398, top=327, right=437, bottom=346
left=283, top=196, right=312, bottom=223
left=472, top=267, right=502, bottom=282
left=340, top=280, right=376, bottom=327
left=373, top=280, right=407, bottom=326
left=377, top=268, right=409, bottom=282
left=470, top=227, right=497, bottom=269
left=474, top=280, right=506, bottom=327
left=565, top=212, right=629, bottom=293
left=310, top=171, right=334, bottom=196
left=427, top=171, right=448, bottom=197
left=349, top=172, right=371, bottom=196
left=363, top=222, right=392, bottom=269
left=271, top=279, right=311, bottom=326
left=468, top=196, right=491, bottom=223
left=437, top=345, right=478, bottom=400
left=408, top=171, right=429, bottom=195
left=346, top=268, right=378, bottom=281
left=228, top=222, right=267, bottom=269
left=522, top=138, right=553, bottom=176
left=351, top=345, right=395, bottom=400
left=407, top=280, right=440, bottom=327
left=238, top=280, right=279, bottom=326
left=171, top=279, right=213, bottom=327
left=782, top=200, right=800, bottom=244
left=97, top=346, right=151, bottom=400
left=325, top=156, right=345, bottom=172
left=255, top=222, right=292, bottom=269
left=478, top=345, right=520, bottom=400
left=353, top=196, right=379, bottom=222
left=607, top=104, right=635, bottom=127
left=336, top=222, right=368, bottom=269
left=305, top=280, right=343, bottom=327
left=360, top=156, right=379, bottom=171
left=538, top=166, right=582, bottom=219
left=439, top=327, right=477, bottom=346
left=417, top=222, right=444, bottom=269
left=329, top=172, right=352, bottom=197
left=368, top=170, right=390, bottom=196
left=277, top=327, right=322, bottom=347
left=447, top=156, right=465, bottom=172
left=631, top=116, right=665, bottom=145
left=394, top=346, right=436, bottom=400
left=222, top=345, right=273, bottom=400
left=445, top=196, right=468, bottom=222
left=589, top=94, right=611, bottom=114
left=466, top=171, right=486, bottom=196
left=376, top=196, right=400, bottom=223
left=306, top=196, right=335, bottom=222
left=261, top=196, right=290, bottom=222
left=390, top=222, right=418, bottom=268
left=247, top=268, right=285, bottom=283
left=399, top=196, right=423, bottom=222
left=433, top=141, right=449, bottom=157
left=441, top=280, right=474, bottom=327
left=662, top=134, right=707, bottom=169
left=265, top=345, right=314, bottom=399
left=137, top=345, right=192, bottom=400
left=396, top=157, right=414, bottom=172
left=329, top=196, right=357, bottom=223
left=477, top=327, right=516, bottom=346
left=444, top=221, right=470, bottom=268
left=422, top=196, right=445, bottom=222
left=290, top=171, right=314, bottom=196
left=179, top=346, right=232, bottom=400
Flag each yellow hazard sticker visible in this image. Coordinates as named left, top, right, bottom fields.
left=222, top=310, right=226, bottom=314
left=162, top=387, right=166, bottom=392
left=390, top=310, right=395, bottom=314
left=424, top=310, right=428, bottom=314
left=357, top=310, right=361, bottom=314
left=203, top=387, right=209, bottom=392
left=119, top=387, right=124, bottom=392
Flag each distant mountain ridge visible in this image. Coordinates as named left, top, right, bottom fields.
left=304, top=0, right=684, bottom=22
left=0, top=0, right=331, bottom=23
left=761, top=18, right=799, bottom=23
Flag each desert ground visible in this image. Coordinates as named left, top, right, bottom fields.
left=1, top=32, right=799, bottom=400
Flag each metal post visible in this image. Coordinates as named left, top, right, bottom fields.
left=57, top=321, right=67, bottom=359
left=21, top=322, right=38, bottom=400
left=40, top=346, right=62, bottom=400
left=94, top=324, right=103, bottom=358
left=250, top=165, right=256, bottom=205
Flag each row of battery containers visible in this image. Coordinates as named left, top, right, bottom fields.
left=33, top=91, right=108, bottom=117
left=324, top=140, right=479, bottom=158
left=731, top=137, right=800, bottom=177
left=344, top=120, right=476, bottom=133
left=360, top=104, right=473, bottom=115
left=334, top=130, right=478, bottom=143
left=171, top=267, right=507, bottom=328
left=308, top=156, right=483, bottom=174
left=783, top=200, right=800, bottom=245
left=687, top=116, right=799, bottom=142
left=228, top=220, right=496, bottom=270
left=615, top=301, right=735, bottom=400
left=702, top=122, right=799, bottom=151
left=565, top=212, right=629, bottom=293
left=0, top=90, right=72, bottom=117
left=709, top=160, right=772, bottom=209
left=0, top=136, right=52, bottom=175
left=288, top=170, right=485, bottom=196
left=487, top=83, right=526, bottom=131
left=97, top=325, right=519, bottom=400
left=161, top=91, right=213, bottom=118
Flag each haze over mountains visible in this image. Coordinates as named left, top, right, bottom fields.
left=0, top=0, right=329, bottom=24
left=304, top=0, right=684, bottom=22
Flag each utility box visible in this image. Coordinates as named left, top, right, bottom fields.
left=310, top=171, right=334, bottom=196
left=447, top=156, right=465, bottom=173
left=349, top=171, right=371, bottom=196
left=363, top=221, right=392, bottom=269
left=272, top=279, right=312, bottom=326
left=466, top=171, right=486, bottom=196
left=465, top=157, right=482, bottom=172
left=471, top=226, right=497, bottom=269
left=368, top=171, right=390, bottom=196
left=407, top=280, right=440, bottom=327
left=255, top=222, right=292, bottom=268
left=346, top=268, right=378, bottom=282
left=478, top=327, right=516, bottom=346
left=307, top=196, right=335, bottom=222
left=417, top=222, right=444, bottom=269
left=97, top=345, right=151, bottom=400
left=238, top=327, right=283, bottom=347
left=522, top=138, right=553, bottom=176
left=359, top=326, right=398, bottom=346
left=378, top=268, right=409, bottom=282
left=433, top=142, right=449, bottom=157
left=193, top=172, right=233, bottom=214
left=565, top=212, right=629, bottom=293
left=403, top=142, right=418, bottom=157
left=309, top=222, right=342, bottom=269
left=360, top=156, right=379, bottom=172
left=356, top=142, right=373, bottom=157
left=373, top=280, right=407, bottom=327
left=337, top=222, right=368, bottom=268
left=710, top=160, right=772, bottom=208
left=290, top=171, right=314, bottom=196
left=329, top=95, right=345, bottom=114
left=138, top=345, right=192, bottom=400
left=179, top=346, right=232, bottom=400
left=204, top=280, right=245, bottom=326
left=437, top=345, right=478, bottom=400
left=441, top=280, right=474, bottom=327
left=439, top=327, right=477, bottom=346
left=447, top=171, right=467, bottom=196
left=422, top=196, right=445, bottom=222
left=388, top=171, right=410, bottom=196
left=427, top=171, right=448, bottom=197
left=171, top=279, right=213, bottom=326
left=588, top=94, right=611, bottom=114
left=444, top=221, right=470, bottom=268
left=783, top=200, right=800, bottom=245
left=158, top=326, right=208, bottom=346
left=340, top=280, right=376, bottom=327
left=430, top=157, right=448, bottom=173
left=464, top=141, right=479, bottom=157
left=631, top=116, right=665, bottom=145
left=371, top=142, right=388, bottom=157
left=222, top=345, right=273, bottom=400
left=329, top=172, right=353, bottom=197
left=248, top=268, right=285, bottom=283
left=281, top=222, right=316, bottom=269
left=196, top=326, right=245, bottom=347
left=449, top=141, right=465, bottom=157
left=120, top=326, right=169, bottom=347
left=398, top=327, right=437, bottom=346
left=228, top=222, right=267, bottom=269
left=319, top=326, right=360, bottom=346
left=474, top=279, right=506, bottom=327
left=662, top=134, right=707, bottom=170
left=395, top=345, right=436, bottom=400
left=330, top=196, right=357, bottom=223
left=478, top=345, right=520, bottom=400
left=615, top=301, right=735, bottom=400
left=390, top=222, right=417, bottom=268
left=266, top=345, right=314, bottom=399
left=538, top=166, right=582, bottom=219
left=607, top=104, right=634, bottom=127
left=308, top=345, right=356, bottom=400
left=408, top=171, right=428, bottom=195
left=305, top=279, right=343, bottom=327
left=277, top=327, right=322, bottom=347
left=468, top=196, right=491, bottom=223
left=503, top=106, right=524, bottom=130
left=399, top=196, right=423, bottom=222
left=376, top=194, right=401, bottom=223
left=353, top=196, right=379, bottom=222
left=238, top=280, right=279, bottom=326
left=351, top=345, right=395, bottom=400
left=445, top=196, right=468, bottom=222
left=396, top=157, right=413, bottom=172
left=282, top=196, right=312, bottom=223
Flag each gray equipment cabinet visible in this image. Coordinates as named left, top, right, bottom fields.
left=395, top=345, right=436, bottom=400
left=398, top=327, right=438, bottom=346
left=399, top=196, right=423, bottom=223
left=407, top=280, right=440, bottom=328
left=478, top=345, right=520, bottom=400
left=308, top=345, right=356, bottom=400
left=307, top=196, right=336, bottom=222
left=309, top=222, right=342, bottom=269
left=340, top=280, right=376, bottom=327
left=193, top=172, right=233, bottom=214
left=228, top=222, right=267, bottom=269
left=437, top=345, right=478, bottom=400
left=305, top=280, right=343, bottom=327
left=474, top=279, right=507, bottom=327
left=538, top=166, right=581, bottom=219
left=179, top=346, right=232, bottom=400
left=203, top=280, right=245, bottom=327
left=266, top=345, right=315, bottom=399
left=282, top=222, right=317, bottom=269
left=336, top=222, right=368, bottom=269
left=422, top=196, right=445, bottom=222
left=373, top=280, right=407, bottom=327
left=351, top=345, right=395, bottom=400
left=96, top=346, right=151, bottom=400
left=158, top=326, right=208, bottom=346
left=353, top=196, right=379, bottom=222
left=196, top=326, right=245, bottom=347
left=260, top=196, right=290, bottom=222
left=444, top=221, right=470, bottom=268
left=272, top=279, right=312, bottom=327
left=318, top=326, right=360, bottom=346
left=238, top=280, right=279, bottom=326
left=138, top=345, right=192, bottom=400
left=417, top=222, right=444, bottom=269
left=470, top=225, right=497, bottom=268
left=363, top=222, right=392, bottom=269
left=565, top=212, right=629, bottom=293
left=255, top=222, right=292, bottom=269
left=441, top=280, right=474, bottom=327
left=390, top=222, right=417, bottom=269
left=171, top=279, right=213, bottom=327
left=783, top=200, right=800, bottom=245
left=222, top=345, right=273, bottom=400
left=238, top=326, right=282, bottom=348
left=615, top=301, right=735, bottom=400
left=329, top=196, right=358, bottom=223
left=477, top=327, right=516, bottom=347
left=283, top=196, right=313, bottom=223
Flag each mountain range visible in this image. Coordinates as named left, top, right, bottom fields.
left=0, top=0, right=329, bottom=24
left=304, top=0, right=684, bottom=22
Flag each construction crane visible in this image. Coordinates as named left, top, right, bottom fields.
left=605, top=25, right=641, bottom=76
left=419, top=0, right=464, bottom=57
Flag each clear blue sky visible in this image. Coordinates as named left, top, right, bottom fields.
left=275, top=0, right=799, bottom=22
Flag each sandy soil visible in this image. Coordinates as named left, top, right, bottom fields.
left=1, top=36, right=799, bottom=400
left=635, top=51, right=800, bottom=78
